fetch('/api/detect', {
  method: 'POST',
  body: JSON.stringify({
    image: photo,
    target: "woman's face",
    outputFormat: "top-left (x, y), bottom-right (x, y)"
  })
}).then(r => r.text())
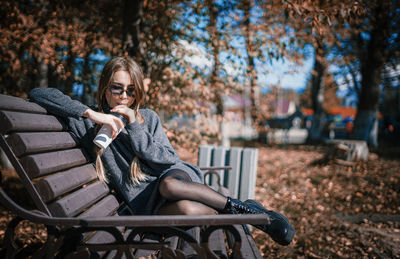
top-left (105, 70), bottom-right (135, 108)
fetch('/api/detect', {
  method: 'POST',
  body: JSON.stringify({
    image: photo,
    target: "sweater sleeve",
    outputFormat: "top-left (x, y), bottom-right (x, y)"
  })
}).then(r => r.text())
top-left (28, 88), bottom-right (96, 152)
top-left (125, 109), bottom-right (180, 166)
top-left (29, 88), bottom-right (89, 119)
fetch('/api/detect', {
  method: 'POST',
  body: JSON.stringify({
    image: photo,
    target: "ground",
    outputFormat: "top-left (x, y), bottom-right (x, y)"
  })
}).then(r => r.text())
top-left (182, 143), bottom-right (400, 258)
top-left (1, 144), bottom-right (399, 258)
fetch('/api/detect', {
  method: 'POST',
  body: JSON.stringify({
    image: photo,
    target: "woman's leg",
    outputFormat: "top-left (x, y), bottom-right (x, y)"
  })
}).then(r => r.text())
top-left (158, 169), bottom-right (295, 246)
top-left (158, 200), bottom-right (218, 215)
top-left (157, 170), bottom-right (227, 214)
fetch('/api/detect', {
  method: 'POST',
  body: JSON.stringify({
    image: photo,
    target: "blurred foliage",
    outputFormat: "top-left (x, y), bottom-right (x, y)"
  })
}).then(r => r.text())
top-left (1, 0), bottom-right (399, 147)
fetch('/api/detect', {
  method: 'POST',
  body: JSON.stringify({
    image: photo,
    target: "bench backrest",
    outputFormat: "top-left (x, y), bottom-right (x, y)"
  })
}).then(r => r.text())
top-left (0, 94), bottom-right (119, 218)
top-left (198, 145), bottom-right (258, 201)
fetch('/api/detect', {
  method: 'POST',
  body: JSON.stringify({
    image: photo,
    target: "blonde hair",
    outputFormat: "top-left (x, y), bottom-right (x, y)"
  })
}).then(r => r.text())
top-left (95, 56), bottom-right (148, 185)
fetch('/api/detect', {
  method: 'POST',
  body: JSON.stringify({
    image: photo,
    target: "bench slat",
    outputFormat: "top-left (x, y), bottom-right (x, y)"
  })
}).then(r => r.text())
top-left (79, 195), bottom-right (120, 218)
top-left (34, 164), bottom-right (97, 202)
top-left (227, 147), bottom-right (243, 199)
top-left (20, 148), bottom-right (88, 179)
top-left (198, 145), bottom-right (213, 184)
top-left (82, 215), bottom-right (125, 258)
top-left (122, 228), bottom-right (179, 258)
top-left (239, 148), bottom-right (258, 200)
top-left (180, 226), bottom-right (201, 256)
top-left (82, 205), bottom-right (122, 258)
top-left (0, 94), bottom-right (47, 114)
top-left (48, 181), bottom-right (109, 217)
top-left (210, 146), bottom-right (228, 188)
top-left (232, 225), bottom-right (262, 259)
top-left (133, 237), bottom-right (162, 258)
top-left (0, 110), bottom-right (64, 134)
top-left (208, 229), bottom-right (228, 258)
top-left (7, 132), bottom-right (77, 157)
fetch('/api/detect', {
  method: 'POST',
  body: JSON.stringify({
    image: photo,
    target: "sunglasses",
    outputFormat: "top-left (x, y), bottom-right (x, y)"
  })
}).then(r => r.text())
top-left (108, 85), bottom-right (135, 97)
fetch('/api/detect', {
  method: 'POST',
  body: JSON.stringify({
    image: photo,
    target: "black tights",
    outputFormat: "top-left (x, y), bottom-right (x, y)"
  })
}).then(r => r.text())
top-left (157, 170), bottom-right (228, 215)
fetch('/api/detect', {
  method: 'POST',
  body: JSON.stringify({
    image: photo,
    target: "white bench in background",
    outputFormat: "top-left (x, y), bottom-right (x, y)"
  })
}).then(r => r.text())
top-left (198, 145), bottom-right (259, 201)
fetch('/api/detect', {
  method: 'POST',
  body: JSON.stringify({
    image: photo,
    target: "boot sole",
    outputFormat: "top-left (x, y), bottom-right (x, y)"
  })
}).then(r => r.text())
top-left (245, 199), bottom-right (295, 246)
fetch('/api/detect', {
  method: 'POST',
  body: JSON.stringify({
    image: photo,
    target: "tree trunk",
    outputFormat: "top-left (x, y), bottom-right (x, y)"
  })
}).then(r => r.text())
top-left (64, 40), bottom-right (75, 95)
top-left (308, 43), bottom-right (326, 141)
top-left (122, 0), bottom-right (148, 75)
top-left (352, 2), bottom-right (389, 147)
top-left (81, 53), bottom-right (96, 107)
top-left (37, 61), bottom-right (48, 88)
top-left (206, 0), bottom-right (226, 145)
top-left (36, 2), bottom-right (49, 89)
top-left (206, 0), bottom-right (222, 113)
top-left (242, 0), bottom-right (259, 128)
top-left (353, 110), bottom-right (379, 147)
top-left (352, 46), bottom-right (381, 147)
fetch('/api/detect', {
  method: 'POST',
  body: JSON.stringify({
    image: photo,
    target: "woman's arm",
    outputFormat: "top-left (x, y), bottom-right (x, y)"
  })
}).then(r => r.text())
top-left (29, 88), bottom-right (124, 135)
top-left (83, 109), bottom-right (125, 138)
top-left (124, 109), bottom-right (180, 165)
top-left (29, 88), bottom-right (90, 119)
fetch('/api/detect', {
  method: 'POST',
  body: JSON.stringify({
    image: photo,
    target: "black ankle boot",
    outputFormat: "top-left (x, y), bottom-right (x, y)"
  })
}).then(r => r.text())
top-left (222, 197), bottom-right (295, 246)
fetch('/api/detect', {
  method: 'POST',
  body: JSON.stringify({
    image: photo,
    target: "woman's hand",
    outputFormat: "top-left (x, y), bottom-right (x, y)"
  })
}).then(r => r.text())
top-left (83, 109), bottom-right (125, 137)
top-left (111, 105), bottom-right (137, 124)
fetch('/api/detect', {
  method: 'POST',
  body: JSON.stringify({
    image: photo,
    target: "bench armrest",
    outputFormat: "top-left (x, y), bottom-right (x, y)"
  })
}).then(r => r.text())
top-left (0, 188), bottom-right (269, 228)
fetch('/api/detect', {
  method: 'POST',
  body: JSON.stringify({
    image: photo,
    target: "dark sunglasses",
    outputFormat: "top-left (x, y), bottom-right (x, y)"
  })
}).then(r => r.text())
top-left (108, 85), bottom-right (135, 97)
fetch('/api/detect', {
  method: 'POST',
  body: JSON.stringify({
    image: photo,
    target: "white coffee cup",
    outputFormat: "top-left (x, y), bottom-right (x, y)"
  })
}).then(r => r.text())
top-left (93, 113), bottom-right (126, 149)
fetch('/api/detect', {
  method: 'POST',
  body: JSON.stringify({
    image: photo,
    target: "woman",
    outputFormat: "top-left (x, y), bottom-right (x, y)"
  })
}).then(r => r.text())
top-left (29, 56), bottom-right (294, 246)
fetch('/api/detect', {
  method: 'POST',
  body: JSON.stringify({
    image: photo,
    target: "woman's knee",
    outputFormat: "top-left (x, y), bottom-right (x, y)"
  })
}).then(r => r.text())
top-left (159, 176), bottom-right (182, 199)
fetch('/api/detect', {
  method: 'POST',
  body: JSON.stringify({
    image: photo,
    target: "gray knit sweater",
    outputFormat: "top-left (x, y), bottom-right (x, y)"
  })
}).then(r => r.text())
top-left (29, 88), bottom-right (203, 215)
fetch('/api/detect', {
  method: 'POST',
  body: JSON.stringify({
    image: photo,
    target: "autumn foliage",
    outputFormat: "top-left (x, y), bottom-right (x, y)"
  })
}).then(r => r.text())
top-left (2, 0), bottom-right (399, 147)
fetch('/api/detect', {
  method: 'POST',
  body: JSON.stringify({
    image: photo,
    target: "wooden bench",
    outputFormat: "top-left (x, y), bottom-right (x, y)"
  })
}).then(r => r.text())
top-left (198, 145), bottom-right (258, 201)
top-left (0, 94), bottom-right (267, 259)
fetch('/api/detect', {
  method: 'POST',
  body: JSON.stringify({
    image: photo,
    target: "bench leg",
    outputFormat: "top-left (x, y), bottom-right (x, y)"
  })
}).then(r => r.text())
top-left (1, 216), bottom-right (63, 259)
top-left (2, 216), bottom-right (25, 258)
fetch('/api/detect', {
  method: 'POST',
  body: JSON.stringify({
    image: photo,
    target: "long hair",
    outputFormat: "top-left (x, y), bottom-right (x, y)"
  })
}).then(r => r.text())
top-left (95, 56), bottom-right (147, 185)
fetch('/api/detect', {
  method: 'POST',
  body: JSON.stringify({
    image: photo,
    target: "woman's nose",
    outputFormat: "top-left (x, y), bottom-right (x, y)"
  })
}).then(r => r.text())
top-left (120, 90), bottom-right (128, 98)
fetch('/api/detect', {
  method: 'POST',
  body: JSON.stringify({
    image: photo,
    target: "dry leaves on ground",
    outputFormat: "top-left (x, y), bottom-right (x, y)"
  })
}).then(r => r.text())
top-left (1, 144), bottom-right (399, 258)
top-left (250, 144), bottom-right (400, 258)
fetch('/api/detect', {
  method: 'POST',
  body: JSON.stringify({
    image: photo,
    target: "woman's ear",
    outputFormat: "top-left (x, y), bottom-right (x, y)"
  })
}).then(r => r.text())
top-left (143, 78), bottom-right (151, 93)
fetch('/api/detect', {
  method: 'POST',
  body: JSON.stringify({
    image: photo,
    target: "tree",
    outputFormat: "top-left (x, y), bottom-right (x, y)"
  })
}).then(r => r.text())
top-left (307, 39), bottom-right (328, 141)
top-left (122, 0), bottom-right (149, 74)
top-left (279, 0), bottom-right (355, 141)
top-left (241, 0), bottom-right (259, 126)
top-left (0, 0), bottom-right (120, 96)
top-left (349, 0), bottom-right (400, 147)
top-left (283, 0), bottom-right (399, 146)
top-left (205, 0), bottom-right (228, 144)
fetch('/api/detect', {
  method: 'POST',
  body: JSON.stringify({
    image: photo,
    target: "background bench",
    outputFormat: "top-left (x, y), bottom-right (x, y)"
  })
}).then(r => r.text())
top-left (198, 145), bottom-right (258, 201)
top-left (0, 94), bottom-right (267, 259)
